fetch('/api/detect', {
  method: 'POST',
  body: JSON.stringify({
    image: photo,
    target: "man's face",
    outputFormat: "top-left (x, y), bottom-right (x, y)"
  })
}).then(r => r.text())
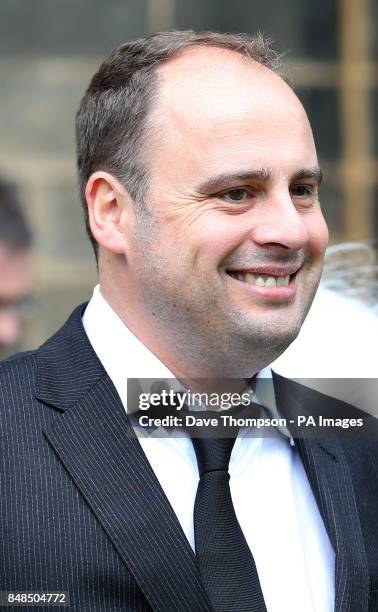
top-left (0, 244), bottom-right (33, 359)
top-left (123, 48), bottom-right (329, 375)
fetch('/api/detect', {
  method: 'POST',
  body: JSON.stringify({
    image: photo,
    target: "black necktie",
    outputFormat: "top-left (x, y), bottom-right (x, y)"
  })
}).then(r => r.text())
top-left (192, 434), bottom-right (267, 612)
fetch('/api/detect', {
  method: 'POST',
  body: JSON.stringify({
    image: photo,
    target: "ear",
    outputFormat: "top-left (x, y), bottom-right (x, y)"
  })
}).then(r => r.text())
top-left (85, 171), bottom-right (132, 254)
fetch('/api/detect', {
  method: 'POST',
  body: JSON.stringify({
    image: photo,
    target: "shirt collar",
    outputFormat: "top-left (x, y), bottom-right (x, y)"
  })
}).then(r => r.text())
top-left (82, 285), bottom-right (175, 410)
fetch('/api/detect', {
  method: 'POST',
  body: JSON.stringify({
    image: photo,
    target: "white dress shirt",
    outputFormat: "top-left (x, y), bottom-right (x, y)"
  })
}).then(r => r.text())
top-left (82, 285), bottom-right (335, 612)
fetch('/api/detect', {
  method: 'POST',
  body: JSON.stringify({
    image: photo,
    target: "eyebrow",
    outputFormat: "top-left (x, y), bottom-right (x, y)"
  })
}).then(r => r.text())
top-left (196, 166), bottom-right (323, 193)
top-left (292, 167), bottom-right (323, 185)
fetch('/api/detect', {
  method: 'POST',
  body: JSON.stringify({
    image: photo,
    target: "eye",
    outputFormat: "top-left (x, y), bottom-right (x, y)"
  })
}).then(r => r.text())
top-left (290, 184), bottom-right (316, 197)
top-left (220, 188), bottom-right (250, 202)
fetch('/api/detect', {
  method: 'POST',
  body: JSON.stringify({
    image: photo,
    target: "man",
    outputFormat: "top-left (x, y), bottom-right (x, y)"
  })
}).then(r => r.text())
top-left (1, 31), bottom-right (376, 612)
top-left (0, 176), bottom-right (33, 360)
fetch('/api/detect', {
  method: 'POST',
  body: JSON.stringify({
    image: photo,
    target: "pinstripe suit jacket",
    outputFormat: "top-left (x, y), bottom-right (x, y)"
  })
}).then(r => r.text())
top-left (1, 303), bottom-right (377, 612)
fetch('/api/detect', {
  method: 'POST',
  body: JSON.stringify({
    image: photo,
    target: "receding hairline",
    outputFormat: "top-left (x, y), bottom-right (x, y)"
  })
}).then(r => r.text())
top-left (146, 43), bottom-right (285, 109)
top-left (157, 42), bottom-right (282, 74)
top-left (142, 44), bottom-right (300, 160)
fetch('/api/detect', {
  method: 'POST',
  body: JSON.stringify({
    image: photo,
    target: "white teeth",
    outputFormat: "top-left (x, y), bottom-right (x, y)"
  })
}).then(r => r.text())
top-left (231, 272), bottom-right (291, 287)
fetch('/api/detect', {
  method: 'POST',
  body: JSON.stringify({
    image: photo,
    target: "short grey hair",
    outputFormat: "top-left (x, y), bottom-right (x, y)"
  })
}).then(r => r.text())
top-left (75, 30), bottom-right (283, 257)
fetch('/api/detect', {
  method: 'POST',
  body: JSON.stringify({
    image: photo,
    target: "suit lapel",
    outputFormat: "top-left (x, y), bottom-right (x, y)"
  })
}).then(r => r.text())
top-left (37, 305), bottom-right (212, 612)
top-left (273, 372), bottom-right (370, 612)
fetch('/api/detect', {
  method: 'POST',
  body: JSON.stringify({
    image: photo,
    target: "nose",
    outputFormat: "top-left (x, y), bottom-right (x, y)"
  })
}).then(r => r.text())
top-left (0, 308), bottom-right (21, 347)
top-left (249, 190), bottom-right (309, 252)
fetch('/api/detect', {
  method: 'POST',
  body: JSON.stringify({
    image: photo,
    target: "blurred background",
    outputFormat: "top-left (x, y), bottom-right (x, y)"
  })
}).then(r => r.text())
top-left (0, 0), bottom-right (376, 357)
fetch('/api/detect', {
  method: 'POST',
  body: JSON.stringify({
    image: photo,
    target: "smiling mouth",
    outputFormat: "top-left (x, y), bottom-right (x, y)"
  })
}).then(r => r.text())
top-left (227, 271), bottom-right (294, 287)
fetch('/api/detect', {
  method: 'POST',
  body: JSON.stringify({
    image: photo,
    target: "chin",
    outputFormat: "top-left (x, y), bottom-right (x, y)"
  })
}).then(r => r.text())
top-left (233, 311), bottom-right (304, 361)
